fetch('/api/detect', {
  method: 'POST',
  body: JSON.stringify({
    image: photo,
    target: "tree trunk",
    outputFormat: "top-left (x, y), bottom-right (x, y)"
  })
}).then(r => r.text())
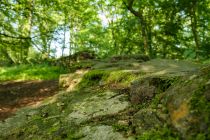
top-left (123, 0), bottom-right (152, 57)
top-left (62, 13), bottom-right (67, 58)
top-left (190, 2), bottom-right (200, 58)
top-left (111, 21), bottom-right (118, 55)
top-left (22, 0), bottom-right (34, 62)
top-left (139, 18), bottom-right (149, 54)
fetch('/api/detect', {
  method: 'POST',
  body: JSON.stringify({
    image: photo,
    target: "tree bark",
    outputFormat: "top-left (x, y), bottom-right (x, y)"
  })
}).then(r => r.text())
top-left (189, 2), bottom-right (200, 58)
top-left (22, 0), bottom-right (34, 62)
top-left (123, 0), bottom-right (152, 56)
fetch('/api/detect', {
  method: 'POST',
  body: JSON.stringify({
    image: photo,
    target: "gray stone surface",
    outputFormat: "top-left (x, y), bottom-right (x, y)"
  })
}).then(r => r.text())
top-left (77, 125), bottom-right (130, 140)
top-left (67, 91), bottom-right (129, 124)
top-left (133, 109), bottom-right (163, 134)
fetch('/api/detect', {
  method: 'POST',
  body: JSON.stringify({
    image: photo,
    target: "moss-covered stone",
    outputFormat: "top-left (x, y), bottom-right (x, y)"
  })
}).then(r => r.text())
top-left (77, 70), bottom-right (109, 89)
top-left (166, 74), bottom-right (210, 139)
top-left (110, 54), bottom-right (150, 62)
top-left (76, 125), bottom-right (130, 140)
top-left (106, 70), bottom-right (141, 88)
top-left (0, 58), bottom-right (207, 140)
top-left (67, 91), bottom-right (130, 125)
top-left (130, 77), bottom-right (176, 104)
top-left (133, 109), bottom-right (163, 134)
top-left (136, 125), bottom-right (180, 140)
top-left (190, 85), bottom-right (210, 139)
top-left (59, 69), bottom-right (89, 91)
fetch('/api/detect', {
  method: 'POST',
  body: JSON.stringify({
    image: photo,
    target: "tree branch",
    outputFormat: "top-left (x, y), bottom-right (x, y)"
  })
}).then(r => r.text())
top-left (0, 33), bottom-right (30, 40)
top-left (122, 0), bottom-right (142, 18)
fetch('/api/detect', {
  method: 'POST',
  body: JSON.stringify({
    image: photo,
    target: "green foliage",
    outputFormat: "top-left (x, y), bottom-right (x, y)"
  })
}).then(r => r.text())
top-left (0, 64), bottom-right (66, 81)
top-left (1, 0), bottom-right (210, 62)
top-left (184, 49), bottom-right (197, 59)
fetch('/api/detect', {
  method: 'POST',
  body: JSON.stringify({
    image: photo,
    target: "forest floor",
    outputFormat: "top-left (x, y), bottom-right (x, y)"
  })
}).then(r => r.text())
top-left (0, 80), bottom-right (59, 120)
top-left (1, 58), bottom-right (209, 139)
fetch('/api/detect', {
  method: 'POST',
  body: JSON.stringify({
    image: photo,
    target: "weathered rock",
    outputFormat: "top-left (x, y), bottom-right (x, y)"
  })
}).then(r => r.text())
top-left (110, 54), bottom-right (149, 63)
top-left (130, 78), bottom-right (155, 104)
top-left (58, 50), bottom-right (96, 63)
top-left (130, 77), bottom-right (158, 104)
top-left (67, 91), bottom-right (129, 124)
top-left (166, 75), bottom-right (210, 139)
top-left (132, 109), bottom-right (163, 134)
top-left (59, 69), bottom-right (89, 91)
top-left (204, 80), bottom-right (210, 101)
top-left (130, 85), bottom-right (156, 104)
top-left (130, 76), bottom-right (177, 104)
top-left (76, 125), bottom-right (132, 140)
top-left (0, 59), bottom-right (206, 139)
top-left (74, 50), bottom-right (96, 61)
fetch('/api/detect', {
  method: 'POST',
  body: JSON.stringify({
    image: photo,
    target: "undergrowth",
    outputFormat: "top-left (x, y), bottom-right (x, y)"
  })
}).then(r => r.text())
top-left (0, 64), bottom-right (67, 81)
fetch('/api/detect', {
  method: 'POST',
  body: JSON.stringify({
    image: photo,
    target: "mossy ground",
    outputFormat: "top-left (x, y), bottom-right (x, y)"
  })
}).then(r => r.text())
top-left (0, 58), bottom-right (208, 140)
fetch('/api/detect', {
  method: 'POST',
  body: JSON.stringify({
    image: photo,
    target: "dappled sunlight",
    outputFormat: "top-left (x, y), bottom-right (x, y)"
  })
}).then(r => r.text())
top-left (135, 59), bottom-right (201, 75)
top-left (0, 58), bottom-right (209, 139)
top-left (0, 68), bottom-right (6, 73)
top-left (59, 69), bottom-right (89, 92)
top-left (0, 0), bottom-right (209, 138)
top-left (75, 69), bottom-right (89, 74)
top-left (68, 91), bottom-right (129, 124)
top-left (139, 65), bottom-right (156, 72)
top-left (131, 62), bottom-right (140, 67)
top-left (0, 80), bottom-right (59, 120)
top-left (153, 70), bottom-right (168, 75)
top-left (0, 64), bottom-right (66, 82)
top-left (168, 64), bottom-right (179, 68)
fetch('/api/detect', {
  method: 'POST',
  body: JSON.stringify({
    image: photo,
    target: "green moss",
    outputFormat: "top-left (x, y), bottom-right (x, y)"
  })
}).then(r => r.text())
top-left (137, 125), bottom-right (180, 140)
top-left (69, 61), bottom-right (94, 72)
top-left (0, 96), bottom-right (81, 140)
top-left (106, 71), bottom-right (140, 86)
top-left (77, 70), bottom-right (110, 89)
top-left (151, 77), bottom-right (179, 92)
top-left (112, 124), bottom-right (129, 132)
top-left (150, 93), bottom-right (163, 108)
top-left (190, 85), bottom-right (210, 139)
top-left (195, 133), bottom-right (207, 140)
top-left (109, 54), bottom-right (149, 61)
top-left (190, 86), bottom-right (208, 113)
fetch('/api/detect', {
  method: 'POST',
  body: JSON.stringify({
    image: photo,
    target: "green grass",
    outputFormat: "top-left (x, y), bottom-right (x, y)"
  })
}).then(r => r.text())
top-left (0, 64), bottom-right (67, 82)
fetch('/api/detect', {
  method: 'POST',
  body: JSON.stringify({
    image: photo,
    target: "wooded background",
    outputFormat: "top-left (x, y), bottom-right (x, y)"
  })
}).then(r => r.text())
top-left (0, 0), bottom-right (210, 64)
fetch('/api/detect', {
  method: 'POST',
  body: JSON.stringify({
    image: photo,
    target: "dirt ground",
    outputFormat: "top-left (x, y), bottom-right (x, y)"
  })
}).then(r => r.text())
top-left (0, 80), bottom-right (59, 121)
